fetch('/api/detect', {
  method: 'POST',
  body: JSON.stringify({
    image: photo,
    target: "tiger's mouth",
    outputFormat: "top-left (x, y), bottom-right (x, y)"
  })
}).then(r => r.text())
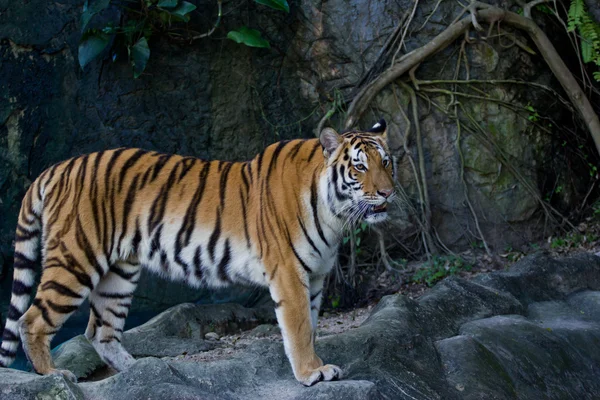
top-left (364, 203), bottom-right (387, 219)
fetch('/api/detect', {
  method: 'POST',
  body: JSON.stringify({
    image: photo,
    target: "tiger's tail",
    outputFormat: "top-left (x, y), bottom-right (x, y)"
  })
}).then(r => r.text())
top-left (0, 180), bottom-right (43, 368)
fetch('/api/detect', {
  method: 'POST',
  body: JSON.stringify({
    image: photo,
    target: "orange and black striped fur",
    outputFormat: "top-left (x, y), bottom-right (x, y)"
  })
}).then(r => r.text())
top-left (0, 120), bottom-right (395, 386)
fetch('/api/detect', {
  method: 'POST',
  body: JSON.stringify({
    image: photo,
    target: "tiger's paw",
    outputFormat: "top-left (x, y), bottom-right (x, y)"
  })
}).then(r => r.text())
top-left (48, 368), bottom-right (77, 383)
top-left (298, 364), bottom-right (343, 386)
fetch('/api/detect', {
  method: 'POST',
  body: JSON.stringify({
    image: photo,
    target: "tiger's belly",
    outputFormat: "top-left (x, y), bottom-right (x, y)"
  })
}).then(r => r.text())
top-left (133, 222), bottom-right (268, 289)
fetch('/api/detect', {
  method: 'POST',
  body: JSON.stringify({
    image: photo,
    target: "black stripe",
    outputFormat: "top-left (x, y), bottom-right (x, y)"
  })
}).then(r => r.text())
top-left (90, 151), bottom-right (105, 242)
top-left (99, 292), bottom-right (132, 299)
top-left (266, 141), bottom-right (290, 181)
top-left (178, 157), bottom-right (197, 182)
top-left (239, 188), bottom-right (251, 249)
top-left (7, 305), bottom-right (21, 320)
top-left (208, 209), bottom-right (221, 263)
top-left (90, 303), bottom-right (102, 320)
top-left (100, 335), bottom-right (121, 343)
top-left (246, 161), bottom-right (253, 184)
top-left (46, 255), bottom-right (94, 291)
top-left (310, 178), bottom-right (329, 246)
top-left (310, 290), bottom-right (322, 302)
top-left (107, 307), bottom-right (127, 319)
top-left (270, 263), bottom-right (279, 280)
top-left (240, 164), bottom-right (250, 194)
top-left (193, 246), bottom-right (203, 281)
top-left (32, 299), bottom-right (55, 327)
top-left (12, 280), bottom-right (33, 296)
top-left (290, 243), bottom-right (313, 274)
top-left (149, 224), bottom-right (163, 259)
top-left (332, 165), bottom-right (349, 201)
top-left (76, 217), bottom-right (106, 277)
top-left (288, 140), bottom-right (305, 161)
top-left (0, 348), bottom-right (16, 358)
top-left (151, 154), bottom-right (172, 181)
top-left (297, 215), bottom-right (322, 257)
top-left (178, 161), bottom-right (211, 247)
top-left (118, 175), bottom-right (140, 255)
top-left (217, 239), bottom-right (232, 283)
top-left (307, 141), bottom-right (321, 162)
top-left (132, 218), bottom-right (142, 253)
top-left (160, 251), bottom-right (169, 274)
top-left (109, 264), bottom-right (139, 281)
top-left (15, 226), bottom-right (40, 242)
top-left (148, 161), bottom-right (180, 233)
top-left (13, 251), bottom-right (36, 270)
top-left (2, 328), bottom-right (18, 342)
top-left (41, 280), bottom-right (82, 298)
top-left (104, 149), bottom-right (127, 193)
top-left (46, 299), bottom-right (79, 314)
top-left (256, 150), bottom-right (265, 178)
top-left (219, 162), bottom-right (233, 205)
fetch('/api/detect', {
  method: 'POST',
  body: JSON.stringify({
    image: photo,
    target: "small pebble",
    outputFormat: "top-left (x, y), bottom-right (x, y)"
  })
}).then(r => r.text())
top-left (205, 332), bottom-right (220, 341)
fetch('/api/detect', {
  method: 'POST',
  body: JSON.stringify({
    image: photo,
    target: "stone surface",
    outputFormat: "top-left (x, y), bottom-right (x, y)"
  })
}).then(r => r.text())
top-left (4, 253), bottom-right (600, 399)
top-left (0, 368), bottom-right (83, 400)
top-left (49, 302), bottom-right (277, 379)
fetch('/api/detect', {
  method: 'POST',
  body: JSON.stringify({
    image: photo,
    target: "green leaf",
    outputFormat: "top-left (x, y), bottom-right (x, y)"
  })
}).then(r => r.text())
top-left (254, 0), bottom-right (289, 13)
top-left (81, 0), bottom-right (111, 33)
top-left (78, 30), bottom-right (110, 68)
top-left (169, 1), bottom-right (197, 21)
top-left (130, 37), bottom-right (150, 78)
top-left (227, 27), bottom-right (270, 48)
top-left (581, 38), bottom-right (593, 63)
top-left (157, 0), bottom-right (178, 7)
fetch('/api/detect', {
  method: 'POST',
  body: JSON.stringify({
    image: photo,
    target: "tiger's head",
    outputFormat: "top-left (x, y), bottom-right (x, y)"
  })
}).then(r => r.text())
top-left (320, 119), bottom-right (396, 225)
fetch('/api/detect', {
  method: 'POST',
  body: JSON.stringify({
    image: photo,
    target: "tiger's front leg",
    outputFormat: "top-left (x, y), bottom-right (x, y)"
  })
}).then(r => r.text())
top-left (269, 267), bottom-right (342, 386)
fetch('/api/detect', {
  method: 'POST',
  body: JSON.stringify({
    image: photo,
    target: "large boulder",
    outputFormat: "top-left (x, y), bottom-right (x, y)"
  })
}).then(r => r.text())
top-left (4, 252), bottom-right (600, 399)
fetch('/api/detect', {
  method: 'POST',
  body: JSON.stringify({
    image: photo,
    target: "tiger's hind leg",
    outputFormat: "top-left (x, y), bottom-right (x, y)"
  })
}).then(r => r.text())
top-left (85, 262), bottom-right (140, 371)
top-left (19, 259), bottom-right (93, 382)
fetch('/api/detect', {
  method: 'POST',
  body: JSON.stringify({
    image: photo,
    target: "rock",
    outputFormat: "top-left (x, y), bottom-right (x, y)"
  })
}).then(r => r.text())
top-left (122, 302), bottom-right (276, 357)
top-left (204, 332), bottom-right (220, 341)
top-left (7, 250), bottom-right (600, 399)
top-left (0, 368), bottom-right (83, 400)
top-left (248, 324), bottom-right (281, 338)
top-left (49, 302), bottom-right (277, 374)
top-left (52, 335), bottom-right (103, 380)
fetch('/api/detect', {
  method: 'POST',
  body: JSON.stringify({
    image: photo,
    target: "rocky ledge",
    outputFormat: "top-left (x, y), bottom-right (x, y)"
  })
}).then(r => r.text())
top-left (2, 252), bottom-right (600, 399)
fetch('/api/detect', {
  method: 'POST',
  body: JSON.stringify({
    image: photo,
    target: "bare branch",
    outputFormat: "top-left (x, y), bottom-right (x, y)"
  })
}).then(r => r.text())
top-left (523, 0), bottom-right (552, 19)
top-left (343, 7), bottom-right (600, 159)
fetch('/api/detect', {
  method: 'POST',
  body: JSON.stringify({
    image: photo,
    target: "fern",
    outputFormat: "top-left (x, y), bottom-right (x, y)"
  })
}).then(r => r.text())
top-left (567, 0), bottom-right (600, 82)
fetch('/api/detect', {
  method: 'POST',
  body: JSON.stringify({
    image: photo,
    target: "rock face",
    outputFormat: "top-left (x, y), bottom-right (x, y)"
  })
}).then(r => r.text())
top-left (0, 0), bottom-right (588, 314)
top-left (3, 252), bottom-right (600, 399)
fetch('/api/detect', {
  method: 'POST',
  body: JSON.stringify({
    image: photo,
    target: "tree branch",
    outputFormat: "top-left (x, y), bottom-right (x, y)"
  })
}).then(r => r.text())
top-left (343, 6), bottom-right (600, 158)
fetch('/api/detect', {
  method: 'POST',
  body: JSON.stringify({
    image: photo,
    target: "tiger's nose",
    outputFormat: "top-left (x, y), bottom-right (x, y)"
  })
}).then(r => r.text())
top-left (377, 189), bottom-right (394, 199)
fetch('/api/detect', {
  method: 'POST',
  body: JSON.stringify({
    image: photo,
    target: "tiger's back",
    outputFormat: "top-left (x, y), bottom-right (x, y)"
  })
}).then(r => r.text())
top-left (0, 120), bottom-right (395, 386)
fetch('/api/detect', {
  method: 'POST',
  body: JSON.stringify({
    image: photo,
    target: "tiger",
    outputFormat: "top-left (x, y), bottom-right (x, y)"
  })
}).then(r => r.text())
top-left (0, 119), bottom-right (395, 386)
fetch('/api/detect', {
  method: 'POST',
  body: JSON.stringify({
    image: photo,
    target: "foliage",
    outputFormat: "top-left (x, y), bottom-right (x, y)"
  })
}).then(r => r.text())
top-left (550, 231), bottom-right (599, 250)
top-left (567, 0), bottom-right (600, 81)
top-left (79, 0), bottom-right (289, 77)
top-left (342, 222), bottom-right (369, 256)
top-left (412, 256), bottom-right (472, 287)
top-left (227, 27), bottom-right (270, 49)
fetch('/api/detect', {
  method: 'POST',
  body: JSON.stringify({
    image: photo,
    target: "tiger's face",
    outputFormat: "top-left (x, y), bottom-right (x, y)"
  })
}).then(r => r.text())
top-left (320, 119), bottom-right (396, 225)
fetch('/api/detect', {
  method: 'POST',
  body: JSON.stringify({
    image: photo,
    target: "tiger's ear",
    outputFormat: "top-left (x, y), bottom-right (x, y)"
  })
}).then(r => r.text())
top-left (319, 127), bottom-right (342, 157)
top-left (367, 118), bottom-right (387, 139)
